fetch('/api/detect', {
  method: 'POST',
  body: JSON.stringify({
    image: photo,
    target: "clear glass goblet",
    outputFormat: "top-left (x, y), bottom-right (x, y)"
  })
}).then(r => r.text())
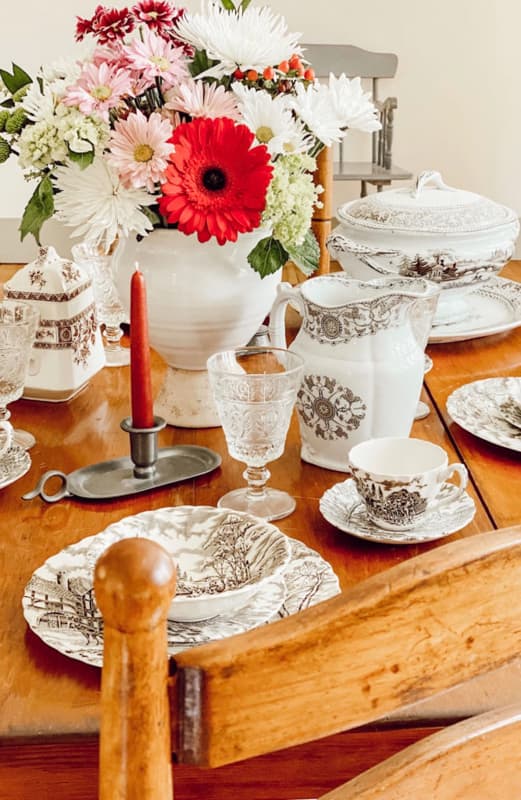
top-left (72, 242), bottom-right (130, 367)
top-left (0, 300), bottom-right (40, 450)
top-left (207, 347), bottom-right (304, 521)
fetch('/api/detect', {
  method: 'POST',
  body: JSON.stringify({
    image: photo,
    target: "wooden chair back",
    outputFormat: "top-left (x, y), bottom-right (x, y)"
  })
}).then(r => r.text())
top-left (95, 525), bottom-right (521, 798)
top-left (303, 43), bottom-right (413, 196)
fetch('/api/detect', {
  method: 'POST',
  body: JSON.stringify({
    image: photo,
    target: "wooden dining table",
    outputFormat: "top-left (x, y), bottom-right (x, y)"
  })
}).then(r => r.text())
top-left (0, 261), bottom-right (520, 800)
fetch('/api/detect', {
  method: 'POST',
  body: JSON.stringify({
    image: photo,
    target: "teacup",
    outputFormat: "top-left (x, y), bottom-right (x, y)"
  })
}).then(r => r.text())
top-left (0, 420), bottom-right (13, 459)
top-left (348, 437), bottom-right (468, 531)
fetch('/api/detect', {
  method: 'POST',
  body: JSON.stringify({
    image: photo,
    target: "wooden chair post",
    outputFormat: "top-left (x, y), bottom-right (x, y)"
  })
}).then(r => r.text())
top-left (95, 538), bottom-right (177, 800)
top-left (312, 145), bottom-right (333, 274)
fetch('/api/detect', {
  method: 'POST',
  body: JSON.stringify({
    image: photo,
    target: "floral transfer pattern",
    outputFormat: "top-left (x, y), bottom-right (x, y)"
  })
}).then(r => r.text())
top-left (340, 196), bottom-right (516, 234)
top-left (303, 292), bottom-right (405, 345)
top-left (297, 375), bottom-right (366, 440)
top-left (35, 303), bottom-right (98, 367)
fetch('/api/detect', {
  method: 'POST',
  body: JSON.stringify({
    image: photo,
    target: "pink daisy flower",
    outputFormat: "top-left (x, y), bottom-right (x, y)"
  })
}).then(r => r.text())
top-left (165, 80), bottom-right (240, 120)
top-left (63, 62), bottom-right (133, 121)
top-left (123, 27), bottom-right (188, 89)
top-left (108, 110), bottom-right (174, 192)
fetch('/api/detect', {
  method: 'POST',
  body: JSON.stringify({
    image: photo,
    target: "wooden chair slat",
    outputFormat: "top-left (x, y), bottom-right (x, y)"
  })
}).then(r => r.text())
top-left (170, 527), bottom-right (521, 767)
top-left (322, 704), bottom-right (521, 799)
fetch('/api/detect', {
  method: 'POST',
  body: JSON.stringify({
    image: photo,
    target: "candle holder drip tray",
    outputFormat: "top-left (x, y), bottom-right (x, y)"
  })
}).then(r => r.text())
top-left (23, 417), bottom-right (221, 503)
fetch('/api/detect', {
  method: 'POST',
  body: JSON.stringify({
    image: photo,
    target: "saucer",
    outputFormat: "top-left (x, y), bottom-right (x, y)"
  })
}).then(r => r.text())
top-left (447, 377), bottom-right (521, 453)
top-left (428, 277), bottom-right (521, 343)
top-left (0, 444), bottom-right (31, 490)
top-left (22, 535), bottom-right (340, 668)
top-left (319, 478), bottom-right (476, 545)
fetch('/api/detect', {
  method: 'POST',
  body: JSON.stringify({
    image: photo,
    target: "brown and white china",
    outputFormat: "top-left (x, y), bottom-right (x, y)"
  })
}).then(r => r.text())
top-left (348, 437), bottom-right (468, 531)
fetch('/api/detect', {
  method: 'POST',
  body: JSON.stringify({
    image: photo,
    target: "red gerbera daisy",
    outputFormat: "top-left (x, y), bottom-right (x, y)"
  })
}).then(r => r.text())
top-left (159, 117), bottom-right (273, 245)
top-left (76, 6), bottom-right (135, 44)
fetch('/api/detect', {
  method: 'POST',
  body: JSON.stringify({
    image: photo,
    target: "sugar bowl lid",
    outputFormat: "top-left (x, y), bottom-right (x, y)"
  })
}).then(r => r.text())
top-left (5, 246), bottom-right (89, 298)
top-left (337, 170), bottom-right (518, 235)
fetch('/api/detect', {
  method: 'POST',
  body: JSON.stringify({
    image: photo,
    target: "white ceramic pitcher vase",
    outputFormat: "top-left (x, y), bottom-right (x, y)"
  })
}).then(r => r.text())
top-left (269, 274), bottom-right (439, 471)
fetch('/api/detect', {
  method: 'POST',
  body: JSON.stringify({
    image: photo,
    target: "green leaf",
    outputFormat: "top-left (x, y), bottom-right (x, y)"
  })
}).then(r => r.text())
top-left (0, 63), bottom-right (32, 95)
top-left (189, 49), bottom-right (218, 78)
top-left (141, 205), bottom-right (162, 227)
top-left (67, 143), bottom-right (94, 169)
top-left (286, 229), bottom-right (320, 277)
top-left (247, 236), bottom-right (288, 278)
top-left (19, 176), bottom-right (54, 244)
top-left (219, 0), bottom-right (237, 9)
top-left (240, 0), bottom-right (252, 9)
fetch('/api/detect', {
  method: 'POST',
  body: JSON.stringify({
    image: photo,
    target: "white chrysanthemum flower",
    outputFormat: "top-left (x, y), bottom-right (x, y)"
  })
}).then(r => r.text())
top-left (22, 81), bottom-right (57, 123)
top-left (232, 83), bottom-right (311, 156)
top-left (327, 74), bottom-right (381, 132)
top-left (53, 157), bottom-right (154, 249)
top-left (289, 81), bottom-right (347, 147)
top-left (175, 1), bottom-right (303, 78)
top-left (165, 79), bottom-right (240, 119)
top-left (17, 120), bottom-right (67, 170)
top-left (41, 58), bottom-right (82, 94)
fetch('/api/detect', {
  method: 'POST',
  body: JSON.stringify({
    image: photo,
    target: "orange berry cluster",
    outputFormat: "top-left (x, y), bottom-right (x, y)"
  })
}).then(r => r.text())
top-left (232, 54), bottom-right (315, 85)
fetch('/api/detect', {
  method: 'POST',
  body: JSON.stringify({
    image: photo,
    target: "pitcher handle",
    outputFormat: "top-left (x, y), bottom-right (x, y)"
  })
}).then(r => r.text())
top-left (268, 282), bottom-right (303, 348)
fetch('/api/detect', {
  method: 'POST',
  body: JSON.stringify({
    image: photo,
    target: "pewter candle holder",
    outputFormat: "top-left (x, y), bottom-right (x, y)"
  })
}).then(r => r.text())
top-left (120, 415), bottom-right (166, 479)
top-left (23, 417), bottom-right (221, 503)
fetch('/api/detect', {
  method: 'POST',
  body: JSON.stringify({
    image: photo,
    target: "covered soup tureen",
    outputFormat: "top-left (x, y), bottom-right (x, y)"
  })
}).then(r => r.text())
top-left (327, 171), bottom-right (519, 325)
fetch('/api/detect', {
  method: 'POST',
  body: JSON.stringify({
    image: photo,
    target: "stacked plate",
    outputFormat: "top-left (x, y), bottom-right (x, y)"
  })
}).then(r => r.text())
top-left (22, 507), bottom-right (340, 668)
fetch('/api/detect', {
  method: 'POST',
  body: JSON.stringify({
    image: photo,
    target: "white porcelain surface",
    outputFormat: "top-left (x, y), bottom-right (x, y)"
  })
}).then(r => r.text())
top-left (320, 478), bottom-right (476, 544)
top-left (84, 506), bottom-right (291, 622)
top-left (22, 535), bottom-right (340, 668)
top-left (348, 437), bottom-right (467, 531)
top-left (0, 443), bottom-right (31, 489)
top-left (4, 246), bottom-right (105, 399)
top-left (269, 274), bottom-right (439, 471)
top-left (428, 277), bottom-right (521, 343)
top-left (328, 171), bottom-right (519, 326)
top-left (114, 229), bottom-right (281, 371)
top-left (447, 378), bottom-right (521, 453)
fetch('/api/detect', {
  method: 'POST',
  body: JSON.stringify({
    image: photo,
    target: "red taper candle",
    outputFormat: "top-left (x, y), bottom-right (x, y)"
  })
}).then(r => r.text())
top-left (130, 263), bottom-right (154, 429)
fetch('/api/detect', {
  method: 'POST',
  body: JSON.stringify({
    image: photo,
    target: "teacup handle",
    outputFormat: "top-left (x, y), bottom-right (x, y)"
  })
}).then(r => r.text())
top-left (0, 420), bottom-right (13, 458)
top-left (433, 463), bottom-right (468, 508)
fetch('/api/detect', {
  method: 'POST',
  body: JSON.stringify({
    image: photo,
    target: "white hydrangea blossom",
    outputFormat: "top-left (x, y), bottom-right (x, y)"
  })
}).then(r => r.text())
top-left (261, 154), bottom-right (321, 250)
top-left (55, 106), bottom-right (109, 155)
top-left (17, 119), bottom-right (67, 170)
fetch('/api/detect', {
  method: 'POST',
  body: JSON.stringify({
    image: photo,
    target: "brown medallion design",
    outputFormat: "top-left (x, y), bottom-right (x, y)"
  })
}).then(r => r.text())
top-left (29, 268), bottom-right (47, 290)
top-left (297, 375), bottom-right (366, 440)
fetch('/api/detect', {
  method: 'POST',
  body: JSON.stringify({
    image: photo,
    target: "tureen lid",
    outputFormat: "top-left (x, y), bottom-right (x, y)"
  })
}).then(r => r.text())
top-left (337, 171), bottom-right (518, 235)
top-left (5, 246), bottom-right (89, 299)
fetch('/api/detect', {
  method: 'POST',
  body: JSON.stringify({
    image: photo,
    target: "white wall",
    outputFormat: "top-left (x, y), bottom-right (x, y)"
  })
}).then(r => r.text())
top-left (1, 0), bottom-right (520, 259)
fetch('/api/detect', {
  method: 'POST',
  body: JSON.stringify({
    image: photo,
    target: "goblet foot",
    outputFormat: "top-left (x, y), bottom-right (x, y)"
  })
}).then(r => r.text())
top-left (217, 487), bottom-right (296, 522)
top-left (103, 326), bottom-right (130, 367)
top-left (104, 344), bottom-right (131, 367)
top-left (414, 400), bottom-right (431, 421)
top-left (14, 427), bottom-right (36, 450)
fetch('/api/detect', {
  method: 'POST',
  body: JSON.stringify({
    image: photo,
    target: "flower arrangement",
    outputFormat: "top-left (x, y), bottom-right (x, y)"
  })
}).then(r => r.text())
top-left (0, 0), bottom-right (380, 277)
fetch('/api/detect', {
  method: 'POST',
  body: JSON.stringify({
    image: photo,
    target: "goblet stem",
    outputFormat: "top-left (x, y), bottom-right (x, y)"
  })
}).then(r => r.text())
top-left (243, 465), bottom-right (270, 500)
top-left (103, 324), bottom-right (130, 367)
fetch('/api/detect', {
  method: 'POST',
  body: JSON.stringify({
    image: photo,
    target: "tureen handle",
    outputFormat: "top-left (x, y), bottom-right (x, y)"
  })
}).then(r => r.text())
top-left (413, 170), bottom-right (457, 198)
